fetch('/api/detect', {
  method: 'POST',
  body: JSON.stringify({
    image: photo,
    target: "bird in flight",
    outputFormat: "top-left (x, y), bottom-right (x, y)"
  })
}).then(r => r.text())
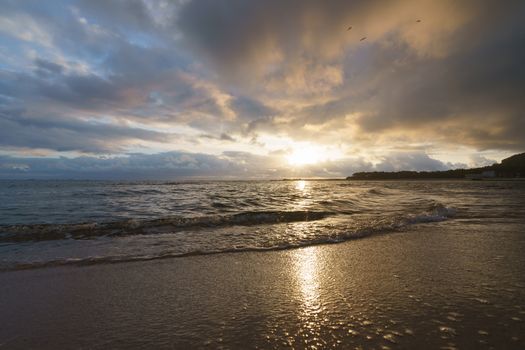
top-left (347, 26), bottom-right (352, 31)
top-left (416, 19), bottom-right (422, 23)
top-left (360, 37), bottom-right (367, 41)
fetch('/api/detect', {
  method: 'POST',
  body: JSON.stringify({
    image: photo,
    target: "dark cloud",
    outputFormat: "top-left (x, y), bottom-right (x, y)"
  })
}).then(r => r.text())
top-left (0, 88), bottom-right (179, 153)
top-left (199, 133), bottom-right (236, 142)
top-left (230, 96), bottom-right (276, 121)
top-left (350, 8), bottom-right (525, 150)
top-left (0, 108), bottom-right (174, 153)
top-left (177, 0), bottom-right (370, 74)
top-left (177, 0), bottom-right (525, 150)
top-left (34, 58), bottom-right (64, 76)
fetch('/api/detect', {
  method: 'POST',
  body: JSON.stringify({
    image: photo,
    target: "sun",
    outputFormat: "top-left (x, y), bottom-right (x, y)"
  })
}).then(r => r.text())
top-left (286, 144), bottom-right (325, 166)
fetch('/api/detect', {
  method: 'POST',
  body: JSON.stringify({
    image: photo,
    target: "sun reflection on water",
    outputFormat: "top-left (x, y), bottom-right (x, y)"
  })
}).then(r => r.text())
top-left (291, 180), bottom-right (313, 212)
top-left (295, 180), bottom-right (306, 191)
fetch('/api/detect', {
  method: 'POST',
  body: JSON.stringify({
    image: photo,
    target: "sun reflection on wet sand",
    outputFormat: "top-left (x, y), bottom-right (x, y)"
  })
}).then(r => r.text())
top-left (293, 247), bottom-right (325, 348)
top-left (296, 248), bottom-right (320, 311)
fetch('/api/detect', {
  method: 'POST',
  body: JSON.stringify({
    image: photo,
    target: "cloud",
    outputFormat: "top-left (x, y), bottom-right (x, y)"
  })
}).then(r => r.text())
top-left (0, 152), bottom-right (237, 180)
top-left (0, 150), bottom-right (454, 180)
top-left (176, 0), bottom-right (525, 150)
top-left (0, 0), bottom-right (523, 177)
top-left (229, 96), bottom-right (276, 122)
top-left (0, 107), bottom-right (176, 153)
top-left (373, 152), bottom-right (448, 172)
top-left (34, 58), bottom-right (64, 75)
top-left (176, 0), bottom-right (470, 76)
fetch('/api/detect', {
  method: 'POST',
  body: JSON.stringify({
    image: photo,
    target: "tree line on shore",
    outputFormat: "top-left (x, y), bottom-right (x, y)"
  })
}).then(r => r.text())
top-left (348, 152), bottom-right (525, 180)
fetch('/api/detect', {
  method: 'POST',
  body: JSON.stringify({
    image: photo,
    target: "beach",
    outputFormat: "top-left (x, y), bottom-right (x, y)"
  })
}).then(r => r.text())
top-left (2, 218), bottom-right (524, 349)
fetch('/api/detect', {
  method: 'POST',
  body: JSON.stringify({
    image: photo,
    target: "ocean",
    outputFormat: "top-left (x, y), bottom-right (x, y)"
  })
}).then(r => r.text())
top-left (1, 179), bottom-right (524, 271)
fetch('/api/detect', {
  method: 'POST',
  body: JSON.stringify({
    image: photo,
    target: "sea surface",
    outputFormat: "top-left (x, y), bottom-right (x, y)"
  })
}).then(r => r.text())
top-left (1, 179), bottom-right (524, 271)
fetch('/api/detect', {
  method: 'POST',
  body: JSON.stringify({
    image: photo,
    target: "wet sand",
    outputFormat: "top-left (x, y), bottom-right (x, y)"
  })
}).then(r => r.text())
top-left (1, 220), bottom-right (525, 349)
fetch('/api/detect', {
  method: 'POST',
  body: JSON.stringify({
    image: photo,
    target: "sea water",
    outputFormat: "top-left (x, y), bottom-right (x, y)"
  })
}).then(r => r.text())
top-left (1, 179), bottom-right (524, 270)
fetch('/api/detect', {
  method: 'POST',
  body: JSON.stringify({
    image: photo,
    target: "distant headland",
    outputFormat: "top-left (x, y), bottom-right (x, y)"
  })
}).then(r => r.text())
top-left (347, 152), bottom-right (525, 180)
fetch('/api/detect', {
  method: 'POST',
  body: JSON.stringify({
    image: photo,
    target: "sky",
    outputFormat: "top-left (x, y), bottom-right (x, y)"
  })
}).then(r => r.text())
top-left (0, 0), bottom-right (524, 179)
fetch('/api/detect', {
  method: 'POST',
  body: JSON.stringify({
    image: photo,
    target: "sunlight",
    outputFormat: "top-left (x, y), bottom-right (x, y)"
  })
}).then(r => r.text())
top-left (296, 248), bottom-right (320, 306)
top-left (295, 180), bottom-right (306, 191)
top-left (285, 142), bottom-right (346, 167)
top-left (286, 144), bottom-right (325, 166)
top-left (292, 246), bottom-right (323, 341)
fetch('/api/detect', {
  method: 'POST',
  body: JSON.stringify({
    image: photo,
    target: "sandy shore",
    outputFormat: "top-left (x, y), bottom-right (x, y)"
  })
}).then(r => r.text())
top-left (1, 220), bottom-right (524, 349)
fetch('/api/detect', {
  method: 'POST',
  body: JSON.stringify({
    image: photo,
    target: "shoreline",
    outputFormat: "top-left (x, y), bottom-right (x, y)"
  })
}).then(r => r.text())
top-left (2, 220), bottom-right (524, 349)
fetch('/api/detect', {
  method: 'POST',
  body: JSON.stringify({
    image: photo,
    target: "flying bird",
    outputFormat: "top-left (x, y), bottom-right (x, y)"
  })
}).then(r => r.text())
top-left (360, 37), bottom-right (367, 41)
top-left (347, 26), bottom-right (352, 31)
top-left (416, 19), bottom-right (422, 23)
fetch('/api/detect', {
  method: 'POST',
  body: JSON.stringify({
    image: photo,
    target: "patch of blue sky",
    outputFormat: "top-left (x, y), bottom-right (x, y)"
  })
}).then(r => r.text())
top-left (0, 42), bottom-right (29, 71)
top-left (126, 30), bottom-right (164, 49)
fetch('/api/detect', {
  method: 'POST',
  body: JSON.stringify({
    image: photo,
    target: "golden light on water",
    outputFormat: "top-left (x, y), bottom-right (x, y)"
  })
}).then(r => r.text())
top-left (295, 180), bottom-right (306, 191)
top-left (291, 181), bottom-right (313, 212)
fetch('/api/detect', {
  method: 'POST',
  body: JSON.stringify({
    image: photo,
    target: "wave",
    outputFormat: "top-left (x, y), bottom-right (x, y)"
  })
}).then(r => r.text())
top-left (0, 205), bottom-right (457, 271)
top-left (406, 203), bottom-right (457, 224)
top-left (0, 210), bottom-right (334, 243)
top-left (366, 187), bottom-right (389, 195)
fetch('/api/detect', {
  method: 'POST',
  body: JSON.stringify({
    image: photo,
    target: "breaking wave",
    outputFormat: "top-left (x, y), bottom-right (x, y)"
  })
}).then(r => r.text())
top-left (0, 204), bottom-right (457, 271)
top-left (0, 210), bottom-right (333, 243)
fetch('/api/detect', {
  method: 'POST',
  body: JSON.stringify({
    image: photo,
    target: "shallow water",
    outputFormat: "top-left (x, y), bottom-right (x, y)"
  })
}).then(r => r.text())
top-left (0, 179), bottom-right (524, 270)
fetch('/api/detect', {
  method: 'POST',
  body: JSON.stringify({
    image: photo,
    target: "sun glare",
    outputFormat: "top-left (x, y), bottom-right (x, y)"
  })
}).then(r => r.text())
top-left (286, 145), bottom-right (325, 166)
top-left (286, 143), bottom-right (346, 166)
top-left (295, 180), bottom-right (306, 191)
